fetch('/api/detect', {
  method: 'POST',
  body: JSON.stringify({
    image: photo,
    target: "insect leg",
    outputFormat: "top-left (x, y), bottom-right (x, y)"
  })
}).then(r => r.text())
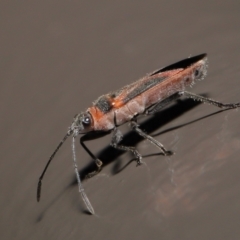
top-left (130, 120), bottom-right (173, 156)
top-left (110, 127), bottom-right (143, 165)
top-left (80, 131), bottom-right (110, 178)
top-left (179, 91), bottom-right (240, 108)
top-left (146, 90), bottom-right (240, 116)
top-left (72, 136), bottom-right (94, 214)
top-left (145, 93), bottom-right (181, 115)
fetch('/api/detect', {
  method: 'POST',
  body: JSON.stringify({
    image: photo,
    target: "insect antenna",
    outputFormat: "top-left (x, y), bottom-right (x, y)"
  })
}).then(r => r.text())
top-left (72, 135), bottom-right (95, 214)
top-left (37, 128), bottom-right (95, 214)
top-left (37, 131), bottom-right (72, 202)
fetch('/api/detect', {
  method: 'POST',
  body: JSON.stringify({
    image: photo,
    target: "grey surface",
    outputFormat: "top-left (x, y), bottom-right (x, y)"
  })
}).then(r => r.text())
top-left (1, 1), bottom-right (240, 240)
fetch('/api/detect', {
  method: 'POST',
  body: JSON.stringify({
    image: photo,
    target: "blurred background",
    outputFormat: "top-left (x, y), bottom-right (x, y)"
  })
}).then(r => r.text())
top-left (1, 1), bottom-right (240, 239)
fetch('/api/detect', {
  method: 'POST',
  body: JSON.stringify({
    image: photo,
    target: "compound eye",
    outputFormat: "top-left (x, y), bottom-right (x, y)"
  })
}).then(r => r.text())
top-left (82, 116), bottom-right (91, 126)
top-left (194, 69), bottom-right (200, 77)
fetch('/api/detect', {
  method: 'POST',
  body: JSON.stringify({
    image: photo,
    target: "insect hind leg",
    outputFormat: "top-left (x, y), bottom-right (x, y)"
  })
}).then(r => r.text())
top-left (179, 91), bottom-right (240, 108)
top-left (145, 92), bottom-right (182, 115)
top-left (146, 91), bottom-right (240, 116)
top-left (130, 120), bottom-right (173, 156)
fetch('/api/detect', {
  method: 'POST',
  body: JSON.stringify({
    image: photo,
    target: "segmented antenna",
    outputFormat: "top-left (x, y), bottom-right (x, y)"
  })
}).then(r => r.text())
top-left (72, 135), bottom-right (95, 214)
top-left (37, 131), bottom-right (71, 201)
top-left (37, 129), bottom-right (94, 214)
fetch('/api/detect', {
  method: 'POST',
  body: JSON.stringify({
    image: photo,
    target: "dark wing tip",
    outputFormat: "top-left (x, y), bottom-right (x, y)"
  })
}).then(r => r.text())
top-left (150, 53), bottom-right (207, 76)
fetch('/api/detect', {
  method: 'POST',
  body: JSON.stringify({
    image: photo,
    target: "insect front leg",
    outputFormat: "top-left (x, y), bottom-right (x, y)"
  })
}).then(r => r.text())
top-left (80, 131), bottom-right (110, 178)
top-left (110, 127), bottom-right (143, 165)
top-left (130, 120), bottom-right (173, 156)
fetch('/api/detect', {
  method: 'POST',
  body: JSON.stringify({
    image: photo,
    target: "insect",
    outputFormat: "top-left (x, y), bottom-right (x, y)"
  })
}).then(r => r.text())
top-left (37, 53), bottom-right (240, 214)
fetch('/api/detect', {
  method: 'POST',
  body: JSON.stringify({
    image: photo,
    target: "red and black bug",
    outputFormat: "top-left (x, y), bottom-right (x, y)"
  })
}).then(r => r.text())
top-left (37, 53), bottom-right (240, 214)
